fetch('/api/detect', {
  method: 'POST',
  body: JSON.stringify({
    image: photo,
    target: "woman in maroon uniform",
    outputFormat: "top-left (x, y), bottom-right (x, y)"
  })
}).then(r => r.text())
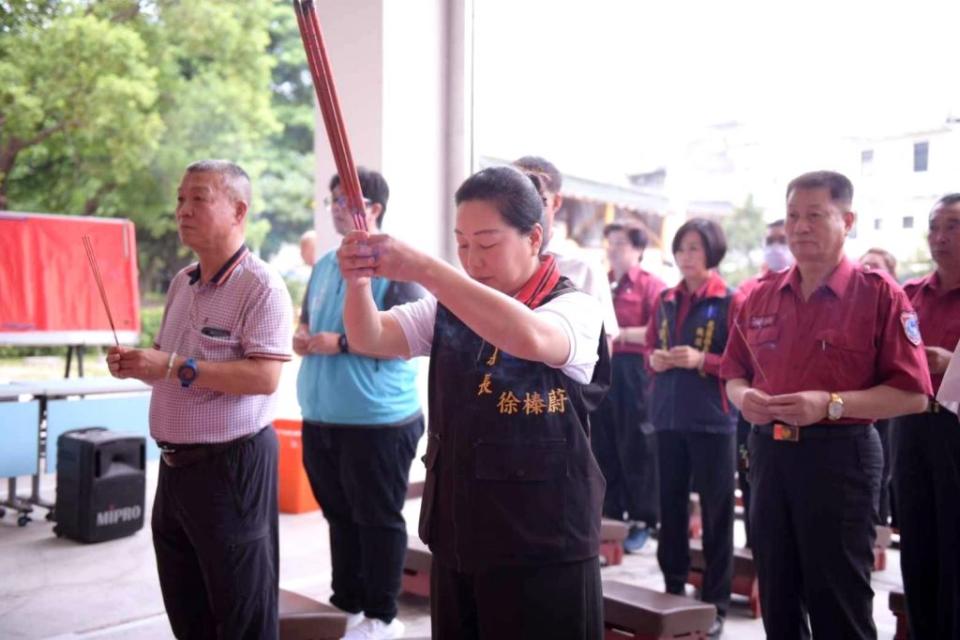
top-left (591, 223), bottom-right (666, 552)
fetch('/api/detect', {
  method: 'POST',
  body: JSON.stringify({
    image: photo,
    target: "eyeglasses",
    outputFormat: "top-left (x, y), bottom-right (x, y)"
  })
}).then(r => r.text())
top-left (323, 195), bottom-right (372, 211)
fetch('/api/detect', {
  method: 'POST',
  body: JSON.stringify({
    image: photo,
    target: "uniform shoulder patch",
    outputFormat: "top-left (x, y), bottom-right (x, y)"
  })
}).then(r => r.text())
top-left (900, 311), bottom-right (922, 346)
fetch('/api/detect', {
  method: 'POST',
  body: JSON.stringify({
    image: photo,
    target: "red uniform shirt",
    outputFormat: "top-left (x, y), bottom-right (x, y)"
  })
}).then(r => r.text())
top-left (736, 267), bottom-right (788, 300)
top-left (721, 257), bottom-right (932, 423)
top-left (904, 272), bottom-right (960, 394)
top-left (610, 265), bottom-right (666, 356)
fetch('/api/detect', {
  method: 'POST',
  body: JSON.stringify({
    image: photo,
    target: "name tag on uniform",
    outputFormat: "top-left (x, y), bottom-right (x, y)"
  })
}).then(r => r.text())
top-left (773, 422), bottom-right (799, 442)
top-left (749, 315), bottom-right (776, 329)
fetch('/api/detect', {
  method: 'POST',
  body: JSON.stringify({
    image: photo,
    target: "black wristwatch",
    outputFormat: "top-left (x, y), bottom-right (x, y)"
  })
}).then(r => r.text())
top-left (337, 333), bottom-right (349, 354)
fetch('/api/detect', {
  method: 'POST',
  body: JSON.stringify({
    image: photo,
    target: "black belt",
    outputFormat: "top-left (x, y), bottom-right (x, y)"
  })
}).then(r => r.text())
top-left (752, 422), bottom-right (872, 442)
top-left (158, 427), bottom-right (265, 468)
top-left (928, 400), bottom-right (942, 414)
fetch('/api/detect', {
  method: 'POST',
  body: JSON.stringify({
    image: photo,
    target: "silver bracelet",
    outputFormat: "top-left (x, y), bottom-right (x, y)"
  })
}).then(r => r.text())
top-left (165, 351), bottom-right (177, 379)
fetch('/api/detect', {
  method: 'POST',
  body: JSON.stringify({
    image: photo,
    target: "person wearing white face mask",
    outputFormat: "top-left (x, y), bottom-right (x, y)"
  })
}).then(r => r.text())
top-left (742, 220), bottom-right (793, 295)
top-left (762, 226), bottom-right (793, 272)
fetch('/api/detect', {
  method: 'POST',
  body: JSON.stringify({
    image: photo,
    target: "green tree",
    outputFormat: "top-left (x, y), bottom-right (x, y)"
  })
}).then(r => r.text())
top-left (719, 195), bottom-right (766, 287)
top-left (0, 6), bottom-right (162, 211)
top-left (258, 0), bottom-right (315, 259)
top-left (0, 0), bottom-right (287, 291)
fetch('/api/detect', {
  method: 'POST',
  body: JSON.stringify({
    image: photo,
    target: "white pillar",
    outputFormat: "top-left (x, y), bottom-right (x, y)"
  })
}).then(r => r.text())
top-left (311, 0), bottom-right (473, 264)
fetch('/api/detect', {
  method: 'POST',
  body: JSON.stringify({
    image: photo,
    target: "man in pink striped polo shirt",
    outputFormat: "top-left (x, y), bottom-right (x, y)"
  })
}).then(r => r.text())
top-left (107, 159), bottom-right (292, 639)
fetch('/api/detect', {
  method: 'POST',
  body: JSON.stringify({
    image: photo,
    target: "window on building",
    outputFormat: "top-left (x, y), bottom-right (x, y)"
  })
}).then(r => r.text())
top-left (874, 218), bottom-right (882, 230)
top-left (861, 149), bottom-right (874, 165)
top-left (903, 216), bottom-right (914, 229)
top-left (913, 141), bottom-right (929, 172)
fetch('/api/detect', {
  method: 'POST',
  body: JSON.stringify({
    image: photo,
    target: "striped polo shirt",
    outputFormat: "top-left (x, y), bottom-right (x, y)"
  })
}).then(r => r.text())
top-left (150, 246), bottom-right (293, 444)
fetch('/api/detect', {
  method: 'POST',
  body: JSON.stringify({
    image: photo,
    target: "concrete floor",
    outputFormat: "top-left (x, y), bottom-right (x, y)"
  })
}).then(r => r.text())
top-left (0, 458), bottom-right (904, 640)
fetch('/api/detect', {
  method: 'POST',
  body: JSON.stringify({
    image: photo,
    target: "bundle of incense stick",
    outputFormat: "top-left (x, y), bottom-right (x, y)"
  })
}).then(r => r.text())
top-left (733, 320), bottom-right (768, 383)
top-left (293, 0), bottom-right (368, 232)
top-left (82, 234), bottom-right (120, 347)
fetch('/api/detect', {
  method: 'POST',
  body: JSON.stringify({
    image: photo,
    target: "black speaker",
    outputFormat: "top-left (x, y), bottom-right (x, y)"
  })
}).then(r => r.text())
top-left (54, 427), bottom-right (146, 543)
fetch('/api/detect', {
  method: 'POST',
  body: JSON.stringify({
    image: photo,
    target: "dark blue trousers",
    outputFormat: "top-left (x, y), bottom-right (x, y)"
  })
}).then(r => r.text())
top-left (591, 353), bottom-right (659, 526)
top-left (152, 427), bottom-right (279, 640)
top-left (657, 430), bottom-right (735, 617)
top-left (302, 417), bottom-right (423, 623)
top-left (893, 409), bottom-right (960, 640)
top-left (749, 424), bottom-right (881, 640)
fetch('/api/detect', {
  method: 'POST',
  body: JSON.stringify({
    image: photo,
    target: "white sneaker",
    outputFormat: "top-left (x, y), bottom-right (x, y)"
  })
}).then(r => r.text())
top-left (342, 616), bottom-right (405, 639)
top-left (333, 606), bottom-right (364, 630)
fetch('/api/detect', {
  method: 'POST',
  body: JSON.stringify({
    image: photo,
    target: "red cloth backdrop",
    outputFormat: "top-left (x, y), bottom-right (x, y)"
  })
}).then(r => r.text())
top-left (0, 212), bottom-right (140, 344)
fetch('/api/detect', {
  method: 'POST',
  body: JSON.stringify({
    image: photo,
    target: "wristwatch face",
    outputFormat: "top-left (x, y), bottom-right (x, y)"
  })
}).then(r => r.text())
top-left (178, 361), bottom-right (198, 384)
top-left (827, 398), bottom-right (843, 420)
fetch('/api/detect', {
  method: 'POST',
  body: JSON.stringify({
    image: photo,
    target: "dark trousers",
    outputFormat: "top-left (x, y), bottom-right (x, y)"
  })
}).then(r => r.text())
top-left (657, 430), bottom-right (735, 617)
top-left (736, 414), bottom-right (752, 547)
top-left (430, 557), bottom-right (603, 640)
top-left (152, 427), bottom-right (279, 640)
top-left (302, 417), bottom-right (423, 623)
top-left (591, 353), bottom-right (659, 525)
top-left (893, 410), bottom-right (960, 640)
top-left (874, 418), bottom-right (893, 525)
top-left (749, 425), bottom-right (881, 640)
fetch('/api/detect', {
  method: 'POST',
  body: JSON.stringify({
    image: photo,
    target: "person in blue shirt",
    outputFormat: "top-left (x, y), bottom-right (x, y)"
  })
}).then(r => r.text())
top-left (295, 167), bottom-right (424, 640)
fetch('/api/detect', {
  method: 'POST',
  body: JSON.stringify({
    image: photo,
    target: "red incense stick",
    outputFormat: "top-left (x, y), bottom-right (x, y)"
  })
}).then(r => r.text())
top-left (82, 234), bottom-right (120, 347)
top-left (294, 0), bottom-right (368, 231)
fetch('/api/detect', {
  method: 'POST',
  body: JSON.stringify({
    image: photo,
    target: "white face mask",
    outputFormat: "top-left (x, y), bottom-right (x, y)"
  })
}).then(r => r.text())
top-left (763, 243), bottom-right (794, 272)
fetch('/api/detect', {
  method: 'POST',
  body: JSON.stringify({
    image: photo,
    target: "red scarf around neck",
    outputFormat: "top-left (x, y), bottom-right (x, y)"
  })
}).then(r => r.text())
top-left (512, 255), bottom-right (560, 310)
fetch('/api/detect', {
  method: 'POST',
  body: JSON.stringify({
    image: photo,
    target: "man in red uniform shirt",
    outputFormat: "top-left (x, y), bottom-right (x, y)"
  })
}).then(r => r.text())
top-left (893, 193), bottom-right (960, 640)
top-left (721, 171), bottom-right (931, 640)
top-left (592, 223), bottom-right (666, 552)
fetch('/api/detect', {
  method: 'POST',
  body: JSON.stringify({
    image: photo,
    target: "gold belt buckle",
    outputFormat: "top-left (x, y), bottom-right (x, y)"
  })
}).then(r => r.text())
top-left (773, 422), bottom-right (799, 442)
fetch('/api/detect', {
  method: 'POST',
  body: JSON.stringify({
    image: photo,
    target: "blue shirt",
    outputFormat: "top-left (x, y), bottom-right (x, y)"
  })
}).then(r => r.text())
top-left (296, 250), bottom-right (422, 425)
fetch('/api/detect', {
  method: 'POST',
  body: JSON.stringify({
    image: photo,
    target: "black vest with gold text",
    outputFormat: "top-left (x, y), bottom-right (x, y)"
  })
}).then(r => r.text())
top-left (418, 278), bottom-right (610, 572)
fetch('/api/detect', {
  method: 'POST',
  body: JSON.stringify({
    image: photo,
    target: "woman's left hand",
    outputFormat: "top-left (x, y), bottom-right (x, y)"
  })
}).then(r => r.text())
top-left (649, 349), bottom-right (673, 372)
top-left (669, 345), bottom-right (705, 370)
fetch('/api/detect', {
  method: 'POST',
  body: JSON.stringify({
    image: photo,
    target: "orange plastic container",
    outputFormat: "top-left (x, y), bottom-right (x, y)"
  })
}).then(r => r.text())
top-left (275, 418), bottom-right (320, 514)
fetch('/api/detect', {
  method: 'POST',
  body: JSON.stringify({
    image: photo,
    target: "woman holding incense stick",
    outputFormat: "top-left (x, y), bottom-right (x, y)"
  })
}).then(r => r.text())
top-left (338, 166), bottom-right (609, 640)
top-left (644, 218), bottom-right (739, 639)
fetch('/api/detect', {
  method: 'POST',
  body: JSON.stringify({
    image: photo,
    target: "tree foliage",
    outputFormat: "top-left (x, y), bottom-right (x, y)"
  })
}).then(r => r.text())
top-left (0, 0), bottom-right (314, 292)
top-left (719, 195), bottom-right (766, 287)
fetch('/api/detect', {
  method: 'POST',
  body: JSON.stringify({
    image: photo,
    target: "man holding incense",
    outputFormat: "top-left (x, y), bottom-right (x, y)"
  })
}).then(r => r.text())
top-left (107, 160), bottom-right (292, 639)
top-left (295, 167), bottom-right (423, 640)
top-left (721, 170), bottom-right (930, 639)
